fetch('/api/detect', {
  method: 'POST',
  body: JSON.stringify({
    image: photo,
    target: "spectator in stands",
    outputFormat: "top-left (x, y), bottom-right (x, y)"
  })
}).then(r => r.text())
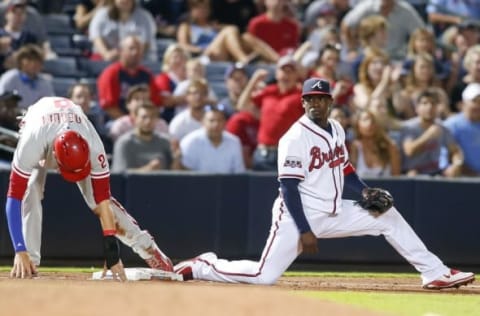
top-left (0, 0), bottom-right (56, 60)
top-left (176, 104), bottom-right (245, 173)
top-left (353, 48), bottom-right (399, 112)
top-left (109, 84), bottom-right (168, 141)
top-left (350, 15), bottom-right (388, 81)
top-left (329, 105), bottom-right (353, 150)
top-left (341, 0), bottom-right (424, 61)
top-left (350, 109), bottom-right (401, 177)
top-left (210, 0), bottom-right (257, 33)
top-left (444, 83), bottom-right (480, 176)
top-left (155, 43), bottom-right (189, 123)
top-left (243, 0), bottom-right (299, 63)
top-left (310, 44), bottom-right (354, 109)
top-left (169, 78), bottom-right (208, 142)
top-left (67, 82), bottom-right (108, 139)
top-left (0, 0), bottom-right (41, 72)
top-left (395, 53), bottom-right (445, 120)
top-left (0, 89), bottom-right (20, 165)
top-left (97, 35), bottom-right (161, 121)
top-left (237, 55), bottom-right (302, 171)
top-left (451, 45), bottom-right (480, 111)
top-left (112, 101), bottom-right (172, 172)
top-left (172, 57), bottom-right (217, 113)
top-left (219, 63), bottom-right (249, 118)
top-left (0, 44), bottom-right (53, 109)
top-left (304, 0), bottom-right (350, 32)
top-left (403, 28), bottom-right (453, 89)
top-left (88, 0), bottom-right (157, 61)
top-left (401, 89), bottom-right (463, 177)
top-left (426, 0), bottom-right (480, 35)
top-left (177, 0), bottom-right (255, 64)
top-left (139, 0), bottom-right (187, 38)
top-left (73, 0), bottom-right (109, 33)
top-left (226, 109), bottom-right (259, 170)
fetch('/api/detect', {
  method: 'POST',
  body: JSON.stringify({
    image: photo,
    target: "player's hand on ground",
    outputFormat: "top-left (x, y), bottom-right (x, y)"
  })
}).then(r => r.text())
top-left (10, 251), bottom-right (37, 279)
top-left (102, 259), bottom-right (127, 282)
top-left (300, 231), bottom-right (318, 254)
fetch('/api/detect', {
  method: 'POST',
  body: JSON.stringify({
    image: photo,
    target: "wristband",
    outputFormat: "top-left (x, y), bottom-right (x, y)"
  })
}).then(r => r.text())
top-left (103, 235), bottom-right (120, 268)
top-left (103, 229), bottom-right (117, 236)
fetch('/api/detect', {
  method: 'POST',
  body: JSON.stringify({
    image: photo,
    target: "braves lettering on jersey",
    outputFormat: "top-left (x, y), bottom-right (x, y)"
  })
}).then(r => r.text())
top-left (278, 116), bottom-right (348, 215)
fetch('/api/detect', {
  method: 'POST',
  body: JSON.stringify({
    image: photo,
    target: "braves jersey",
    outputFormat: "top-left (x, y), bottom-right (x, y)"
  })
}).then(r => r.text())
top-left (11, 97), bottom-right (110, 198)
top-left (278, 115), bottom-right (351, 215)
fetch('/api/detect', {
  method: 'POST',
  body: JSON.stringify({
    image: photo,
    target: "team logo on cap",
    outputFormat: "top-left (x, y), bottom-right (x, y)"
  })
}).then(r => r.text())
top-left (311, 80), bottom-right (325, 90)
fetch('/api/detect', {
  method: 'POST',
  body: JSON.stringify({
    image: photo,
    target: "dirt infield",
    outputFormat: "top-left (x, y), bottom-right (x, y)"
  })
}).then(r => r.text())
top-left (1, 271), bottom-right (478, 316)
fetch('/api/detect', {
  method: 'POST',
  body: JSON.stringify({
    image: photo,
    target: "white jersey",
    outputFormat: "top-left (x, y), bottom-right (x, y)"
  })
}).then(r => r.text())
top-left (13, 97), bottom-right (109, 180)
top-left (277, 115), bottom-right (349, 215)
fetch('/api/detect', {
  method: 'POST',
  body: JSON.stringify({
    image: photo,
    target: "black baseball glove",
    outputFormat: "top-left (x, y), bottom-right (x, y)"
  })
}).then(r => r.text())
top-left (355, 188), bottom-right (394, 215)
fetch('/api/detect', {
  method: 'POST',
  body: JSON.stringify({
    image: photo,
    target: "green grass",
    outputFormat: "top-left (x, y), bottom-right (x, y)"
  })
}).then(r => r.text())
top-left (300, 291), bottom-right (480, 316)
top-left (284, 271), bottom-right (418, 278)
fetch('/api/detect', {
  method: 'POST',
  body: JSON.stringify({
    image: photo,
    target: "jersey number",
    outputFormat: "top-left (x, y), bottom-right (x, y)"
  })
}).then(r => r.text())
top-left (54, 98), bottom-right (75, 109)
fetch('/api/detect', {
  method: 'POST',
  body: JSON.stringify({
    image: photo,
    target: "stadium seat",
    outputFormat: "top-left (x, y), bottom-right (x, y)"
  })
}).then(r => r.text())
top-left (52, 77), bottom-right (77, 97)
top-left (48, 34), bottom-right (81, 57)
top-left (62, 0), bottom-right (82, 15)
top-left (210, 82), bottom-right (228, 100)
top-left (43, 14), bottom-right (77, 35)
top-left (206, 62), bottom-right (230, 82)
top-left (43, 57), bottom-right (84, 78)
top-left (142, 60), bottom-right (162, 75)
top-left (156, 38), bottom-right (175, 60)
top-left (77, 59), bottom-right (111, 77)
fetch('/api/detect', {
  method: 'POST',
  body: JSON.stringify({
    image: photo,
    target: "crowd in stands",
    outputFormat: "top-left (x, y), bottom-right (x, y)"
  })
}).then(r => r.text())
top-left (0, 0), bottom-right (479, 177)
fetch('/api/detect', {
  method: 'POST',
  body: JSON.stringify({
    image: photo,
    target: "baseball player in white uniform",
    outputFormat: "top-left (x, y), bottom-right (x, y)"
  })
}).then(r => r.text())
top-left (174, 78), bottom-right (475, 289)
top-left (5, 97), bottom-right (173, 279)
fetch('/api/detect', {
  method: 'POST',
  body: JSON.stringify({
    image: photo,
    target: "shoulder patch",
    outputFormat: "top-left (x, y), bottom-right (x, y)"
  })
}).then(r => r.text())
top-left (283, 156), bottom-right (302, 168)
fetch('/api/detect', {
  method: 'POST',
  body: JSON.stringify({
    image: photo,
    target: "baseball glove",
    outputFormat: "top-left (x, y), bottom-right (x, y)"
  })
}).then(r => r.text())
top-left (355, 188), bottom-right (394, 215)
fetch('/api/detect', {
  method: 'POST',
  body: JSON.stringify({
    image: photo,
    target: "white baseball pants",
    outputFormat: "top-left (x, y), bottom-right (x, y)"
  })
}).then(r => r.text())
top-left (191, 197), bottom-right (450, 285)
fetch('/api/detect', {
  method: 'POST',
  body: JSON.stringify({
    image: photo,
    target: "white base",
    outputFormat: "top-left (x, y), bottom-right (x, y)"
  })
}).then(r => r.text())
top-left (91, 268), bottom-right (183, 281)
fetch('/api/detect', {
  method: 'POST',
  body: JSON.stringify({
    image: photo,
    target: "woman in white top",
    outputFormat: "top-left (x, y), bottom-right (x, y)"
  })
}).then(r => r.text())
top-left (88, 0), bottom-right (157, 61)
top-left (350, 109), bottom-right (401, 177)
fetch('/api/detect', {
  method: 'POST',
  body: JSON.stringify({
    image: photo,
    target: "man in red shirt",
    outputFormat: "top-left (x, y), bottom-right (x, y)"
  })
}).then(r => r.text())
top-left (97, 35), bottom-right (161, 121)
top-left (237, 55), bottom-right (302, 171)
top-left (244, 0), bottom-right (300, 62)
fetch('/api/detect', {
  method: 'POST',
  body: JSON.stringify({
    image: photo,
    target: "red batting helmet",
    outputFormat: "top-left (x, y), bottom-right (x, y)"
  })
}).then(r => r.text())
top-left (53, 130), bottom-right (91, 182)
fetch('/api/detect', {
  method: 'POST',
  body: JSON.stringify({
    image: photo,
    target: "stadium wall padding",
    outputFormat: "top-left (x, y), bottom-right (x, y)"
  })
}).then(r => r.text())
top-left (0, 170), bottom-right (479, 266)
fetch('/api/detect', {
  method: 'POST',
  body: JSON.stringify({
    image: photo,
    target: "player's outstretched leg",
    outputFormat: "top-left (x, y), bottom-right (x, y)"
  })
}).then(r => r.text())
top-left (174, 198), bottom-right (300, 284)
top-left (336, 200), bottom-right (475, 289)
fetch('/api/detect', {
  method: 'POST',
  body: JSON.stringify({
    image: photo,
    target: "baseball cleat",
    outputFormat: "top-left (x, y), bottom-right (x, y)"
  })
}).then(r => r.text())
top-left (145, 246), bottom-right (174, 272)
top-left (174, 252), bottom-right (218, 281)
top-left (174, 260), bottom-right (194, 281)
top-left (423, 269), bottom-right (475, 290)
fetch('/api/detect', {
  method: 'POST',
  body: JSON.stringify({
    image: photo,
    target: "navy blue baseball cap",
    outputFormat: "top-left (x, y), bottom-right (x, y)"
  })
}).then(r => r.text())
top-left (302, 77), bottom-right (331, 97)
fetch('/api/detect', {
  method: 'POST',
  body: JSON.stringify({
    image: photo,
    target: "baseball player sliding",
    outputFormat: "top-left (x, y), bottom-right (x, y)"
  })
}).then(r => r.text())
top-left (5, 97), bottom-right (173, 280)
top-left (174, 78), bottom-right (475, 290)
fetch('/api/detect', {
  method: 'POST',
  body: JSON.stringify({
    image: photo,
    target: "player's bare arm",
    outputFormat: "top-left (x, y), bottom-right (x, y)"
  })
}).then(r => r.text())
top-left (300, 232), bottom-right (318, 254)
top-left (236, 69), bottom-right (269, 112)
top-left (403, 124), bottom-right (443, 157)
top-left (94, 200), bottom-right (127, 281)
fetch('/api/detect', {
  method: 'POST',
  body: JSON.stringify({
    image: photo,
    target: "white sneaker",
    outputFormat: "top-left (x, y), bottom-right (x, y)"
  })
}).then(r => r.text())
top-left (423, 269), bottom-right (475, 289)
